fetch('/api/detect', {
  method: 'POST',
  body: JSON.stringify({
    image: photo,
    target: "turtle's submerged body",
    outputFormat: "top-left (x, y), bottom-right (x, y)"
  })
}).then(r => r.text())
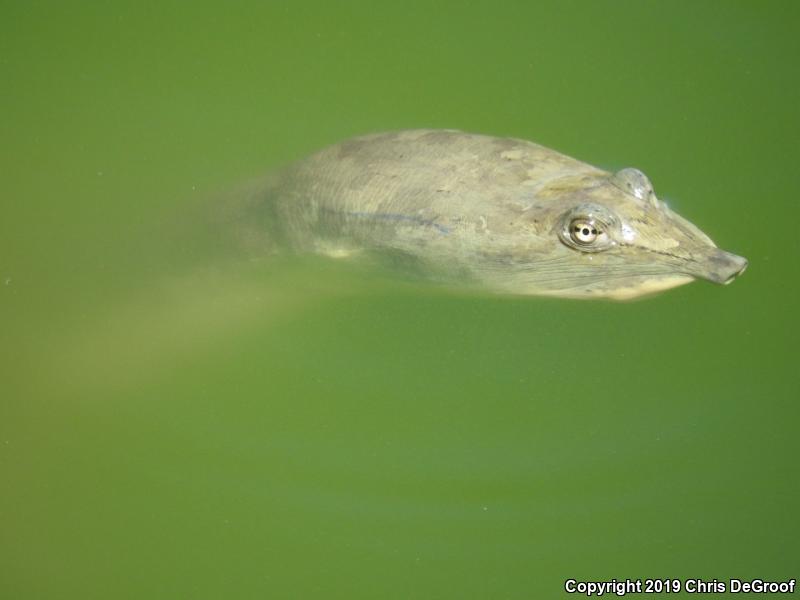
top-left (240, 129), bottom-right (746, 300)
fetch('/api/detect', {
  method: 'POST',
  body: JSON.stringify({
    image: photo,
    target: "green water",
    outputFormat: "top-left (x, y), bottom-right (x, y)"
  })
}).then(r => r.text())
top-left (2, 2), bottom-right (798, 598)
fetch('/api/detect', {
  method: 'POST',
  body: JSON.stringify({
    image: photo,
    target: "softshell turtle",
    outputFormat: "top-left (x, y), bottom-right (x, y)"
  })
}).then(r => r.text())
top-left (241, 129), bottom-right (746, 299)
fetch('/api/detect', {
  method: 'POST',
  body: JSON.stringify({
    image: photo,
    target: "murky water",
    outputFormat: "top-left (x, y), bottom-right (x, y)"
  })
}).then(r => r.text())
top-left (2, 2), bottom-right (798, 598)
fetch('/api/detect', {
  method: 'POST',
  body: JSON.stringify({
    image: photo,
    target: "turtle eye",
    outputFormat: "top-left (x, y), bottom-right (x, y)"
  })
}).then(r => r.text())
top-left (558, 203), bottom-right (618, 253)
top-left (570, 220), bottom-right (599, 245)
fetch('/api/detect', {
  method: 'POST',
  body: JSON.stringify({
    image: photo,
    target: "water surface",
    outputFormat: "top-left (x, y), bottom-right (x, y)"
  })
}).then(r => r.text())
top-left (2, 2), bottom-right (798, 598)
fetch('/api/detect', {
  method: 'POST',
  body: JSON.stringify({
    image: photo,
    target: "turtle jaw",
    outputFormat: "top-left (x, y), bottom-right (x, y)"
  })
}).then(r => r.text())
top-left (543, 246), bottom-right (748, 299)
top-left (578, 274), bottom-right (696, 300)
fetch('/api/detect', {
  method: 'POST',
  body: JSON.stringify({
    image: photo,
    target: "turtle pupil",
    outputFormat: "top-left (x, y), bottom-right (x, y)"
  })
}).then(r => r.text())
top-left (570, 221), bottom-right (602, 244)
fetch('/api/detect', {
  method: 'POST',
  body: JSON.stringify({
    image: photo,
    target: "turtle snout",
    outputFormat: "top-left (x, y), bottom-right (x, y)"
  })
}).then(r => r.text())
top-left (699, 249), bottom-right (748, 285)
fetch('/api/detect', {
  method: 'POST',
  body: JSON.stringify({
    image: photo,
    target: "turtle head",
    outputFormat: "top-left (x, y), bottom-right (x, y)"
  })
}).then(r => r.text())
top-left (529, 167), bottom-right (747, 299)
